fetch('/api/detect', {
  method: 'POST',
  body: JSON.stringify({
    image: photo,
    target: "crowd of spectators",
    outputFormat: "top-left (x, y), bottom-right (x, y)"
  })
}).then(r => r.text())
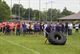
top-left (0, 21), bottom-right (79, 36)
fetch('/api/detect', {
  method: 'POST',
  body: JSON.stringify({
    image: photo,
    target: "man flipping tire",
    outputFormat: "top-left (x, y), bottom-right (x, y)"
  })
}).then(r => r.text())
top-left (47, 31), bottom-right (67, 45)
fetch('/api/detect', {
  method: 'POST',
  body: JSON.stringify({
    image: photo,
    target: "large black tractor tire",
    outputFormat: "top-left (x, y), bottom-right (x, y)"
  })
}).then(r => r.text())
top-left (47, 31), bottom-right (67, 45)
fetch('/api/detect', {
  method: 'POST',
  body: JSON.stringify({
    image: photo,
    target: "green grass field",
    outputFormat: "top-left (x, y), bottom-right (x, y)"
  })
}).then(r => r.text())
top-left (0, 32), bottom-right (80, 54)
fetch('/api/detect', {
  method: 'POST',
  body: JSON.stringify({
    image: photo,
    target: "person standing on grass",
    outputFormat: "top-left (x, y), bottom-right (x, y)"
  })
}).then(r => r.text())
top-left (45, 24), bottom-right (52, 38)
top-left (45, 24), bottom-right (52, 43)
top-left (2, 24), bottom-right (5, 33)
top-left (31, 23), bottom-right (34, 34)
top-left (28, 22), bottom-right (32, 34)
top-left (68, 23), bottom-right (73, 35)
top-left (75, 23), bottom-right (79, 32)
top-left (22, 22), bottom-right (27, 35)
top-left (39, 22), bottom-right (43, 32)
top-left (9, 22), bottom-right (15, 34)
top-left (5, 22), bottom-right (10, 35)
top-left (26, 22), bottom-right (29, 34)
top-left (16, 22), bottom-right (21, 35)
top-left (34, 23), bottom-right (39, 34)
top-left (61, 23), bottom-right (65, 33)
top-left (51, 23), bottom-right (55, 31)
top-left (44, 23), bottom-right (48, 36)
top-left (55, 23), bottom-right (61, 32)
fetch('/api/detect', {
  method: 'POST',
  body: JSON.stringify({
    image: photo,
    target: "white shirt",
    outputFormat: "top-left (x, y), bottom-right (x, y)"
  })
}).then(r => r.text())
top-left (75, 24), bottom-right (79, 29)
top-left (26, 23), bottom-right (29, 29)
top-left (68, 23), bottom-right (73, 29)
top-left (44, 24), bottom-right (47, 29)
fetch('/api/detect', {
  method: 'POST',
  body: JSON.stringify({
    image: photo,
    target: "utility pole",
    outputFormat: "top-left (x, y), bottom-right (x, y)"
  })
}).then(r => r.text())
top-left (45, 1), bottom-right (48, 21)
top-left (39, 0), bottom-right (41, 21)
top-left (11, 0), bottom-right (12, 15)
top-left (10, 0), bottom-right (13, 21)
top-left (51, 0), bottom-right (53, 22)
top-left (29, 0), bottom-right (30, 21)
top-left (47, 0), bottom-right (54, 22)
top-left (15, 3), bottom-right (16, 16)
top-left (19, 0), bottom-right (21, 21)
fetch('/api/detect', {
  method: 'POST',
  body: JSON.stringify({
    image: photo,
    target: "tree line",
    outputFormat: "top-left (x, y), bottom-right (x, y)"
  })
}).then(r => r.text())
top-left (0, 0), bottom-right (74, 21)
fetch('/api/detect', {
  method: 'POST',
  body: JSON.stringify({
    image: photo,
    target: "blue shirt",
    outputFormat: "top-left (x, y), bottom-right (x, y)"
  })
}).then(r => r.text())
top-left (22, 24), bottom-right (26, 30)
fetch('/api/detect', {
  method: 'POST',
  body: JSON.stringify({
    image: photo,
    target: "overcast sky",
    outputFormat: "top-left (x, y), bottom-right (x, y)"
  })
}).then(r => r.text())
top-left (4, 0), bottom-right (80, 13)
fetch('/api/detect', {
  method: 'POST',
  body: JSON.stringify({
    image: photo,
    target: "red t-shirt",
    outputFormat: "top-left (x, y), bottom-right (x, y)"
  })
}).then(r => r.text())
top-left (16, 23), bottom-right (20, 29)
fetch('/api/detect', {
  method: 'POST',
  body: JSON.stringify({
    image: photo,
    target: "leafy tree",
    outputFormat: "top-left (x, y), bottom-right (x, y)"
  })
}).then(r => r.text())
top-left (33, 10), bottom-right (39, 20)
top-left (47, 9), bottom-right (61, 21)
top-left (12, 4), bottom-right (25, 17)
top-left (23, 8), bottom-right (33, 20)
top-left (0, 0), bottom-right (10, 21)
top-left (61, 7), bottom-right (74, 17)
